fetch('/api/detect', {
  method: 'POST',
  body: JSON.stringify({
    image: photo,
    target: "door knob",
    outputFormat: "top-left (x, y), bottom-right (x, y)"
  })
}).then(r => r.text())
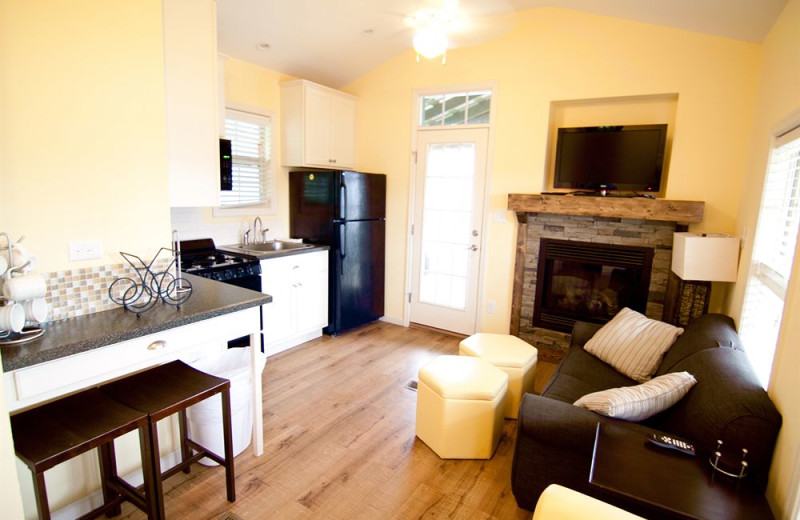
top-left (472, 229), bottom-right (479, 237)
top-left (468, 245), bottom-right (478, 251)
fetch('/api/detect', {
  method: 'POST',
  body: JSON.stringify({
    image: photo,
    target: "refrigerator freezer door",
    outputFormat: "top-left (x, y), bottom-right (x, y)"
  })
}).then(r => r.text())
top-left (339, 171), bottom-right (386, 221)
top-left (327, 220), bottom-right (385, 334)
top-left (289, 170), bottom-right (337, 243)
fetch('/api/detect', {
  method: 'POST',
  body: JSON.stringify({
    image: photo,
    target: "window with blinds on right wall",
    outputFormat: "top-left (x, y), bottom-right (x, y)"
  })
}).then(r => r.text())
top-left (739, 123), bottom-right (800, 388)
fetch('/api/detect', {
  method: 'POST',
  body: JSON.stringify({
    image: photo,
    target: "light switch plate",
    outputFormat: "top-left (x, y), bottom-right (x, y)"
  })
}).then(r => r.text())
top-left (69, 240), bottom-right (103, 261)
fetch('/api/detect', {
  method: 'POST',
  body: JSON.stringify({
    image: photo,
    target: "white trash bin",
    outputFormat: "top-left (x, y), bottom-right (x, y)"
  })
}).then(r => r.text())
top-left (186, 347), bottom-right (267, 466)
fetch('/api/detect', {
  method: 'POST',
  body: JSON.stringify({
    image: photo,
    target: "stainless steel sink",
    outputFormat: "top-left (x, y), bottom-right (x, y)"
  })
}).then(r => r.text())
top-left (232, 241), bottom-right (314, 253)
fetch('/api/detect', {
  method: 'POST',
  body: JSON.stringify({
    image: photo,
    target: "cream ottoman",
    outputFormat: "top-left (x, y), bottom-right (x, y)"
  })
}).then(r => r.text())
top-left (415, 355), bottom-right (508, 459)
top-left (459, 333), bottom-right (538, 419)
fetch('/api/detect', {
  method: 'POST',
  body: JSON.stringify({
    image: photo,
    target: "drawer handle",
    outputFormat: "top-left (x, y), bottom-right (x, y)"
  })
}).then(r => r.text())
top-left (148, 340), bottom-right (167, 351)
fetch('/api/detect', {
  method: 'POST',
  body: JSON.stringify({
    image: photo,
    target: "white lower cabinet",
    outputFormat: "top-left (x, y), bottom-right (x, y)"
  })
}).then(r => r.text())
top-left (261, 250), bottom-right (328, 356)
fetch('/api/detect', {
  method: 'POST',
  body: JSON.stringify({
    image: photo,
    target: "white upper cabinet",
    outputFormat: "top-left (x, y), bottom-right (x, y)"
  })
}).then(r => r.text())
top-left (281, 80), bottom-right (356, 169)
top-left (163, 0), bottom-right (220, 207)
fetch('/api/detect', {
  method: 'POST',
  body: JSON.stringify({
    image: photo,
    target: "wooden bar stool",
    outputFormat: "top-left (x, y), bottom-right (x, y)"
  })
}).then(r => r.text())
top-left (10, 387), bottom-right (158, 520)
top-left (99, 360), bottom-right (235, 519)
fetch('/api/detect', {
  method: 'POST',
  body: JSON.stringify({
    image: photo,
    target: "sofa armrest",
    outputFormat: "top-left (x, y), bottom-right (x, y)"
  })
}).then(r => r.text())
top-left (570, 321), bottom-right (603, 349)
top-left (517, 393), bottom-right (601, 452)
top-left (511, 393), bottom-right (606, 509)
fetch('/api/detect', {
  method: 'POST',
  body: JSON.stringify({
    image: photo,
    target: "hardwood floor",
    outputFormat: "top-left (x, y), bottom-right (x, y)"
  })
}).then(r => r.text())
top-left (118, 322), bottom-right (557, 520)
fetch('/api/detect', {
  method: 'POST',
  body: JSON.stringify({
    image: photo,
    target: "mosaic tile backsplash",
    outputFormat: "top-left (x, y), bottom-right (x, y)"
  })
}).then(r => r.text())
top-left (44, 259), bottom-right (173, 321)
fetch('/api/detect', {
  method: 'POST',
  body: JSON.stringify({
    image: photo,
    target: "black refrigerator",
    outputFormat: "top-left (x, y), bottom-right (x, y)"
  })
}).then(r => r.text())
top-left (289, 169), bottom-right (386, 335)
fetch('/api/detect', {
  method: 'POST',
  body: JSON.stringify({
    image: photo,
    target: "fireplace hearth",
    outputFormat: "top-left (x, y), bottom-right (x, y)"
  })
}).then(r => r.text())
top-left (533, 239), bottom-right (654, 333)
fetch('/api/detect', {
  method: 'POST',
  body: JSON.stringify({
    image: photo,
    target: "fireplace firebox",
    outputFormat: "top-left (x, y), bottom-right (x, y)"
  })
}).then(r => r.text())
top-left (533, 239), bottom-right (654, 333)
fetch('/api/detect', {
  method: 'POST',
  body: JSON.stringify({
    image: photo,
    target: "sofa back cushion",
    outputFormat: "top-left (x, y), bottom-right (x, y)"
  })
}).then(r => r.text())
top-left (655, 313), bottom-right (743, 376)
top-left (645, 347), bottom-right (781, 490)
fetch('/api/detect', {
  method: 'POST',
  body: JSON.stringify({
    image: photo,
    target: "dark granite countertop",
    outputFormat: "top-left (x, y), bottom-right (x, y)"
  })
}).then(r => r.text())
top-left (0, 274), bottom-right (271, 373)
top-left (219, 243), bottom-right (329, 260)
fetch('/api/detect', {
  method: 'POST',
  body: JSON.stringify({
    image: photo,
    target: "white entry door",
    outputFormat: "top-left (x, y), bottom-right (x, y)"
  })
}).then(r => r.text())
top-left (409, 128), bottom-right (489, 335)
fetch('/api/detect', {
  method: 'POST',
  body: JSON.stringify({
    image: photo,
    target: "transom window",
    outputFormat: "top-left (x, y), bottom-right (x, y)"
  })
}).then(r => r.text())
top-left (420, 90), bottom-right (491, 127)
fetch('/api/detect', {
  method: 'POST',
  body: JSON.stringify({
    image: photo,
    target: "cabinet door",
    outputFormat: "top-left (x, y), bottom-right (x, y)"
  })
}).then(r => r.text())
top-left (304, 86), bottom-right (333, 167)
top-left (330, 94), bottom-right (356, 168)
top-left (294, 252), bottom-right (329, 333)
top-left (163, 0), bottom-right (220, 207)
top-left (261, 257), bottom-right (295, 347)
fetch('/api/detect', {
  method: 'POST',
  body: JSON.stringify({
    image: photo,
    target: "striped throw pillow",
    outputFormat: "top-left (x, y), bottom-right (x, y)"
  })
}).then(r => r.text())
top-left (584, 308), bottom-right (684, 382)
top-left (574, 371), bottom-right (697, 421)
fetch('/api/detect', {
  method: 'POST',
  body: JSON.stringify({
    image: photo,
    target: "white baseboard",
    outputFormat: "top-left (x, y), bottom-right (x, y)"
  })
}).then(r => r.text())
top-left (264, 329), bottom-right (322, 358)
top-left (379, 315), bottom-right (405, 327)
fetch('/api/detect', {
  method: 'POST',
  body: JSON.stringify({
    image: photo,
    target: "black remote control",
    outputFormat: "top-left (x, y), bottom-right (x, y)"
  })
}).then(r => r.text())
top-left (647, 433), bottom-right (696, 456)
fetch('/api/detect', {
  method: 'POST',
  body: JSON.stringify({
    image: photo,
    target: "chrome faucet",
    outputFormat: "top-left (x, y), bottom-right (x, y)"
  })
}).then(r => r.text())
top-left (253, 217), bottom-right (263, 244)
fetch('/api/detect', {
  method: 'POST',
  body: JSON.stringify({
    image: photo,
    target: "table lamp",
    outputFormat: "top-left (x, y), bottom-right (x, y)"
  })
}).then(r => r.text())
top-left (664, 233), bottom-right (740, 326)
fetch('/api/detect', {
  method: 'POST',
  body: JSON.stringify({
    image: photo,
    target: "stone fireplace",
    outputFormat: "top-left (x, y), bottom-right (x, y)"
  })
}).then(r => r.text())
top-left (508, 194), bottom-right (704, 363)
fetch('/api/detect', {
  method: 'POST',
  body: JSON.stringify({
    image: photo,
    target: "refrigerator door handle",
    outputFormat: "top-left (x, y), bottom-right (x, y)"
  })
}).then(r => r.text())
top-left (339, 175), bottom-right (347, 221)
top-left (339, 223), bottom-right (346, 275)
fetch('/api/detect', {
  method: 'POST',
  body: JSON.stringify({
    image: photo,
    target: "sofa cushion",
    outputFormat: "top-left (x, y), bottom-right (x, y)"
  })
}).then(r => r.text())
top-left (542, 343), bottom-right (637, 403)
top-left (655, 313), bottom-right (743, 376)
top-left (584, 308), bottom-right (684, 383)
top-left (573, 371), bottom-right (697, 421)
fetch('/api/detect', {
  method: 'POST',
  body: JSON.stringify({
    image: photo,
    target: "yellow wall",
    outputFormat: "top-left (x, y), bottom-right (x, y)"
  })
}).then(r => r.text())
top-left (725, 0), bottom-right (800, 515)
top-left (0, 0), bottom-right (171, 516)
top-left (0, 0), bottom-right (171, 272)
top-left (344, 7), bottom-right (761, 331)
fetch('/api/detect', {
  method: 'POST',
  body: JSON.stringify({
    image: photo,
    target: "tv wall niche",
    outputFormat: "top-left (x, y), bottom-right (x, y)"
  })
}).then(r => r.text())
top-left (545, 93), bottom-right (678, 197)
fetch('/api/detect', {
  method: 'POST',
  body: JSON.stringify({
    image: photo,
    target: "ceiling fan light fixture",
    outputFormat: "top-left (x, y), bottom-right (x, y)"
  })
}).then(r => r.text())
top-left (413, 27), bottom-right (448, 60)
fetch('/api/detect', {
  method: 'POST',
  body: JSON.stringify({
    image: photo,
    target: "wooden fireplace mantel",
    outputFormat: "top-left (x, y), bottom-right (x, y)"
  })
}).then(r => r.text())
top-left (508, 194), bottom-right (704, 223)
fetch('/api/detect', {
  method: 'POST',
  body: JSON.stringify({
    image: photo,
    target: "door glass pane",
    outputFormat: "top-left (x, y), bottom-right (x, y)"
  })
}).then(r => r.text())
top-left (419, 142), bottom-right (476, 310)
top-left (444, 94), bottom-right (467, 125)
top-left (421, 95), bottom-right (444, 126)
top-left (467, 91), bottom-right (491, 124)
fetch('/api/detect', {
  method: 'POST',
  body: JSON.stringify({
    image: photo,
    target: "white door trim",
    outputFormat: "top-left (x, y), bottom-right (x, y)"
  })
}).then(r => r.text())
top-left (403, 82), bottom-right (498, 332)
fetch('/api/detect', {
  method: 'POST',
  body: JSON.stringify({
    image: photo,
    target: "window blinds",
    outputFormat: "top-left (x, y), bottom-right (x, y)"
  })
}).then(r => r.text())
top-left (739, 124), bottom-right (800, 387)
top-left (221, 109), bottom-right (272, 207)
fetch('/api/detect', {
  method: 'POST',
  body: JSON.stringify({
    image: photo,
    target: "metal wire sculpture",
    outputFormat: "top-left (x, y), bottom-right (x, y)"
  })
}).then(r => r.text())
top-left (109, 248), bottom-right (192, 316)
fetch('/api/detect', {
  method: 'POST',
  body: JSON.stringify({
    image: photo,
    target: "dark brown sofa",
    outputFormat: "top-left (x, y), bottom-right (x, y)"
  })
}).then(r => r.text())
top-left (510, 314), bottom-right (782, 512)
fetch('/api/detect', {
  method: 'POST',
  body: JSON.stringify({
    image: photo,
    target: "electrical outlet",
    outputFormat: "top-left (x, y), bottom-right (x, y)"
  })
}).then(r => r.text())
top-left (69, 240), bottom-right (103, 261)
top-left (487, 300), bottom-right (497, 314)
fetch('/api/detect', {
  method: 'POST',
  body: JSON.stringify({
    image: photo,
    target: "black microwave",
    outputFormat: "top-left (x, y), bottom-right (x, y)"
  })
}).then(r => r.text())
top-left (220, 138), bottom-right (232, 190)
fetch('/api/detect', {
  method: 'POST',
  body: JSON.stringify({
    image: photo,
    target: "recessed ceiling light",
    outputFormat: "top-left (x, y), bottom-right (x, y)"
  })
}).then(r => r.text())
top-left (256, 42), bottom-right (270, 50)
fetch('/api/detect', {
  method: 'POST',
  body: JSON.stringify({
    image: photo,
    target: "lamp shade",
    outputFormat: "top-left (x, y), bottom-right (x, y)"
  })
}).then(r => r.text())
top-left (671, 232), bottom-right (740, 282)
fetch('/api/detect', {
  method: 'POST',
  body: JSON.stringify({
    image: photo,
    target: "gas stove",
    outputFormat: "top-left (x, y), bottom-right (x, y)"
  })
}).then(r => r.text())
top-left (178, 238), bottom-right (261, 285)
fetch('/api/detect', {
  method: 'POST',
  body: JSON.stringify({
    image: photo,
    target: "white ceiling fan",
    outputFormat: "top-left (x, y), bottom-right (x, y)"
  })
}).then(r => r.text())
top-left (399, 0), bottom-right (517, 62)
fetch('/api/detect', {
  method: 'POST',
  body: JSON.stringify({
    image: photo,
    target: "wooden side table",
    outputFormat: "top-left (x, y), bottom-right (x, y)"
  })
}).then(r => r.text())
top-left (589, 422), bottom-right (774, 519)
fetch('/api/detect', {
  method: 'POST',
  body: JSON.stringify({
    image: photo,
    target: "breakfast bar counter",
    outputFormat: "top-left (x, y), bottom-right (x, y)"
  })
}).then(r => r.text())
top-left (1, 273), bottom-right (271, 372)
top-left (1, 274), bottom-right (271, 455)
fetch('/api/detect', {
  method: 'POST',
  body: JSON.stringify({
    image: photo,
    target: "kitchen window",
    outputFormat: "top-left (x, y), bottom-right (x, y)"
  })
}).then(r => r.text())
top-left (214, 107), bottom-right (276, 215)
top-left (738, 122), bottom-right (800, 388)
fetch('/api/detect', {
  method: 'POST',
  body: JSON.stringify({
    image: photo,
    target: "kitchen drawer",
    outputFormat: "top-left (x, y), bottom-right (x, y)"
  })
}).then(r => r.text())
top-left (5, 306), bottom-right (259, 412)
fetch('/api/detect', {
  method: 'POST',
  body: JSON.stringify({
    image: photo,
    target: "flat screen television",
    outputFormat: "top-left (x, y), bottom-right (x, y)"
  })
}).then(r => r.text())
top-left (553, 124), bottom-right (668, 192)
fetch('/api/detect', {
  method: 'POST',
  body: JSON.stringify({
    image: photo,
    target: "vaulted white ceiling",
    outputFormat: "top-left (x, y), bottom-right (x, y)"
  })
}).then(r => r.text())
top-left (216, 0), bottom-right (788, 88)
